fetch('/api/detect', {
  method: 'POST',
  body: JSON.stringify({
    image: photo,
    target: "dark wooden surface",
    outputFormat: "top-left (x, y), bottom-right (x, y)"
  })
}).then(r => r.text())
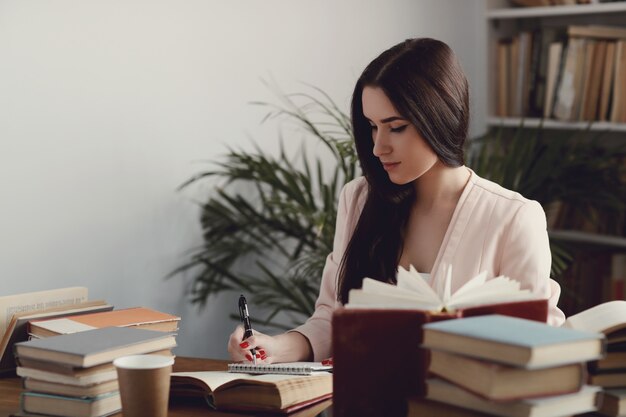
top-left (0, 356), bottom-right (280, 417)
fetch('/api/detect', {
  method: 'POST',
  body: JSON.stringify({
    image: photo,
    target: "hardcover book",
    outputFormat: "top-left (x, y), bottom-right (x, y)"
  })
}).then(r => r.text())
top-left (428, 349), bottom-right (586, 401)
top-left (170, 370), bottom-right (332, 414)
top-left (425, 378), bottom-right (600, 417)
top-left (28, 306), bottom-right (180, 338)
top-left (421, 315), bottom-right (605, 369)
top-left (21, 391), bottom-right (121, 417)
top-left (14, 326), bottom-right (176, 368)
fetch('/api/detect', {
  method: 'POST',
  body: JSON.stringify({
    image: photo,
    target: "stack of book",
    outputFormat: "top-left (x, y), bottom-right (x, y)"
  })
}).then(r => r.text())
top-left (12, 326), bottom-right (177, 417)
top-left (413, 315), bottom-right (605, 417)
top-left (565, 301), bottom-right (626, 417)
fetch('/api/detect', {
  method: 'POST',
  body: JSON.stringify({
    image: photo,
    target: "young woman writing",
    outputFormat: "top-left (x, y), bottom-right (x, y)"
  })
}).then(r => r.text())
top-left (228, 37), bottom-right (565, 364)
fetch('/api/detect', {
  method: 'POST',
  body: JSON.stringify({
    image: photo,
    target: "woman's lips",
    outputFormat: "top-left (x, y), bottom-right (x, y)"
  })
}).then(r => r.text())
top-left (382, 162), bottom-right (400, 171)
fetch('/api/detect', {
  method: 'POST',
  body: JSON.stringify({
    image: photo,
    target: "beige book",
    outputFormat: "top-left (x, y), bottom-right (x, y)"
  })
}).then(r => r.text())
top-left (426, 379), bottom-right (600, 417)
top-left (554, 38), bottom-right (585, 120)
top-left (582, 41), bottom-right (607, 121)
top-left (428, 349), bottom-right (585, 401)
top-left (599, 42), bottom-right (617, 121)
top-left (497, 40), bottom-right (511, 117)
top-left (544, 42), bottom-right (563, 119)
top-left (23, 378), bottom-right (119, 398)
top-left (611, 41), bottom-right (626, 123)
top-left (568, 25), bottom-right (626, 40)
top-left (22, 390), bottom-right (121, 417)
top-left (578, 40), bottom-right (597, 120)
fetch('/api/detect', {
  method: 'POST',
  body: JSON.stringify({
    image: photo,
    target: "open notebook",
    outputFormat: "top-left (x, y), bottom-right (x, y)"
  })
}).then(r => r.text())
top-left (228, 361), bottom-right (332, 376)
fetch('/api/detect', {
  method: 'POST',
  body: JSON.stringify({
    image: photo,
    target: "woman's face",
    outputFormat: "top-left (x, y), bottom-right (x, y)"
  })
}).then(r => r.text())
top-left (362, 86), bottom-right (438, 185)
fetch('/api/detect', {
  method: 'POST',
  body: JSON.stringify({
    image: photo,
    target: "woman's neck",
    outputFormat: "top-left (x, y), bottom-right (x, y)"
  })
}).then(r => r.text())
top-left (412, 162), bottom-right (470, 211)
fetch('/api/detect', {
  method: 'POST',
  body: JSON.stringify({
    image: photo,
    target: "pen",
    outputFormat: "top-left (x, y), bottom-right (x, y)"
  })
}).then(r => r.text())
top-left (238, 294), bottom-right (256, 365)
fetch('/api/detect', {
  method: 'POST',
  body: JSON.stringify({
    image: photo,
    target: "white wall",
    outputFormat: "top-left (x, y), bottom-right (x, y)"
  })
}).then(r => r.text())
top-left (0, 0), bottom-right (486, 358)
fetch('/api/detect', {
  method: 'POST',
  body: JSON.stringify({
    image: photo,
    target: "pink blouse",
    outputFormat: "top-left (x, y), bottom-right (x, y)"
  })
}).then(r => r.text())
top-left (293, 168), bottom-right (566, 361)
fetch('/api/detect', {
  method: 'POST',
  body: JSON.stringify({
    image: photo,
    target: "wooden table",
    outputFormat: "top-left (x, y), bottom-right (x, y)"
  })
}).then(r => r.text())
top-left (0, 357), bottom-right (332, 417)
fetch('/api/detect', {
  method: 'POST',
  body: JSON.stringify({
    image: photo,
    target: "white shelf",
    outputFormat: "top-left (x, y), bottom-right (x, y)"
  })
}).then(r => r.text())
top-left (486, 117), bottom-right (626, 131)
top-left (549, 230), bottom-right (626, 250)
top-left (488, 2), bottom-right (626, 19)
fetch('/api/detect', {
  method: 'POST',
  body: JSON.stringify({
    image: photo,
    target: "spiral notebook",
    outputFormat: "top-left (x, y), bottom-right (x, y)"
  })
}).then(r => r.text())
top-left (228, 361), bottom-right (332, 376)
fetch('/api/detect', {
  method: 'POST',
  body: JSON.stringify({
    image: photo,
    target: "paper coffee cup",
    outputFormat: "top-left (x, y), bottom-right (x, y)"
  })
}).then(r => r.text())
top-left (113, 354), bottom-right (175, 417)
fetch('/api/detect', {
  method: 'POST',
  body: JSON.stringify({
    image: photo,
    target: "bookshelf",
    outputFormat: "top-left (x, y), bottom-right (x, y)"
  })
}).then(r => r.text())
top-left (486, 0), bottom-right (626, 128)
top-left (485, 1), bottom-right (626, 314)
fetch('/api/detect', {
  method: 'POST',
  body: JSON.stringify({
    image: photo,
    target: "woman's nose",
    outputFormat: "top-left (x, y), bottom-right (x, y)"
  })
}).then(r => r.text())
top-left (372, 132), bottom-right (390, 157)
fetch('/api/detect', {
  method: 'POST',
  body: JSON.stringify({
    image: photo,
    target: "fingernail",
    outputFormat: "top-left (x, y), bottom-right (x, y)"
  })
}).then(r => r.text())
top-left (322, 359), bottom-right (333, 365)
top-left (240, 342), bottom-right (249, 348)
top-left (261, 355), bottom-right (267, 360)
top-left (245, 354), bottom-right (252, 361)
top-left (259, 350), bottom-right (266, 355)
top-left (256, 353), bottom-right (261, 358)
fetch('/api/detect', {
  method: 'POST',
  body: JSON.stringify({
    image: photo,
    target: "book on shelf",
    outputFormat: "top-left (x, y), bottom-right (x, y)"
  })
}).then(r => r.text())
top-left (564, 300), bottom-right (626, 344)
top-left (421, 315), bottom-right (605, 369)
top-left (611, 40), bottom-right (626, 123)
top-left (227, 362), bottom-right (332, 376)
top-left (0, 290), bottom-right (113, 375)
top-left (428, 349), bottom-right (586, 401)
top-left (345, 264), bottom-right (544, 313)
top-left (28, 306), bottom-right (180, 338)
top-left (568, 25), bottom-right (626, 40)
top-left (599, 388), bottom-right (626, 417)
top-left (600, 41), bottom-right (617, 121)
top-left (554, 37), bottom-right (587, 121)
top-left (425, 378), bottom-right (601, 417)
top-left (170, 370), bottom-right (332, 414)
top-left (544, 41), bottom-right (565, 118)
top-left (14, 326), bottom-right (176, 368)
top-left (20, 391), bottom-right (121, 417)
top-left (22, 377), bottom-right (119, 398)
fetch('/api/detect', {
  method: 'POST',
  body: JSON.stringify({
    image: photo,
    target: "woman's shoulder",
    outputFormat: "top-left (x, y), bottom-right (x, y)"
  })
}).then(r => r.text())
top-left (469, 170), bottom-right (533, 207)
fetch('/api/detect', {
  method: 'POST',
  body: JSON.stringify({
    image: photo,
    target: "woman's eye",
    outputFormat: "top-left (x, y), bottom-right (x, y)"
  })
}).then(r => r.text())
top-left (390, 125), bottom-right (408, 133)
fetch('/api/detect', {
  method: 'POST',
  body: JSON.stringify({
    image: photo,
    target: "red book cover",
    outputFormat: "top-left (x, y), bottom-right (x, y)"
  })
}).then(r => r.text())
top-left (331, 298), bottom-right (548, 417)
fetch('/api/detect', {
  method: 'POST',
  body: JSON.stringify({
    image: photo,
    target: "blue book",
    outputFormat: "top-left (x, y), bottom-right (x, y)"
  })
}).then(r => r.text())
top-left (21, 391), bottom-right (121, 417)
top-left (422, 314), bottom-right (605, 369)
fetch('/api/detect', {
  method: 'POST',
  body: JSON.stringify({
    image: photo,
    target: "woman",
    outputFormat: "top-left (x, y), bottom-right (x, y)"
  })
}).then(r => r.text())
top-left (228, 38), bottom-right (565, 364)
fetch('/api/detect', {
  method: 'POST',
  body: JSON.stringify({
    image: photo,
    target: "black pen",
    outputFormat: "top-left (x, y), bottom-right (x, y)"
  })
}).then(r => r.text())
top-left (238, 294), bottom-right (256, 365)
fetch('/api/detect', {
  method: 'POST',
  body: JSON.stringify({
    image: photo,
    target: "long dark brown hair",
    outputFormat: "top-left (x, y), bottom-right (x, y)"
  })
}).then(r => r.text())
top-left (337, 38), bottom-right (470, 303)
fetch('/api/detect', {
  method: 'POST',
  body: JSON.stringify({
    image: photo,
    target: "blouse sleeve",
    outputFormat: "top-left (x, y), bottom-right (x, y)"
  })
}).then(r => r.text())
top-left (289, 179), bottom-right (360, 360)
top-left (499, 200), bottom-right (566, 326)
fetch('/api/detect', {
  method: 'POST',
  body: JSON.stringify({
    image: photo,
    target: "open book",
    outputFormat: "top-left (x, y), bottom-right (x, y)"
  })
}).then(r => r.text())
top-left (170, 370), bottom-right (332, 414)
top-left (564, 300), bottom-right (626, 344)
top-left (346, 264), bottom-right (540, 312)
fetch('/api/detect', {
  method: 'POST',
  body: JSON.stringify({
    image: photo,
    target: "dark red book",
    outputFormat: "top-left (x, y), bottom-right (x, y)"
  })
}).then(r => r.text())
top-left (331, 298), bottom-right (548, 417)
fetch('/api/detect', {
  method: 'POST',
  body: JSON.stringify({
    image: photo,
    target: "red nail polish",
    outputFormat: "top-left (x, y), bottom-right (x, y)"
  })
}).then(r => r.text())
top-left (245, 354), bottom-right (252, 361)
top-left (261, 355), bottom-right (267, 360)
top-left (240, 342), bottom-right (249, 349)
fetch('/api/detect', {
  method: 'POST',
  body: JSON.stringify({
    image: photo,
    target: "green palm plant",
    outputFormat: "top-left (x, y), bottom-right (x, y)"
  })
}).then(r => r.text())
top-left (171, 86), bottom-right (358, 330)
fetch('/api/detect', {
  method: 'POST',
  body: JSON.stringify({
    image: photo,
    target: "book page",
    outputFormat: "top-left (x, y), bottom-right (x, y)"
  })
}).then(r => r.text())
top-left (172, 371), bottom-right (319, 392)
top-left (565, 301), bottom-right (626, 334)
top-left (0, 287), bottom-right (88, 337)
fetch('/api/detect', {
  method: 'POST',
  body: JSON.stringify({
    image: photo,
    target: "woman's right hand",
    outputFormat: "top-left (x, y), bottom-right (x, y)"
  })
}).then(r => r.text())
top-left (227, 325), bottom-right (276, 364)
